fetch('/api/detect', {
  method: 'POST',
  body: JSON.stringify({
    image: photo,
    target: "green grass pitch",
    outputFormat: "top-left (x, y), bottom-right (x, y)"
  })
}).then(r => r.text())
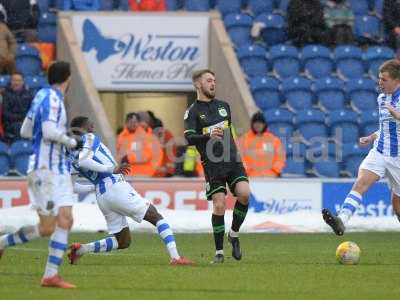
top-left (1, 232), bottom-right (400, 300)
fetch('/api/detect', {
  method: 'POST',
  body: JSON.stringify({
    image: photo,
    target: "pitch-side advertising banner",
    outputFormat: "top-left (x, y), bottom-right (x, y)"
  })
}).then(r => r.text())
top-left (72, 14), bottom-right (209, 91)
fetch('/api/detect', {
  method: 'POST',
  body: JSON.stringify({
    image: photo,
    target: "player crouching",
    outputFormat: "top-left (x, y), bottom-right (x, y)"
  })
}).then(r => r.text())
top-left (67, 116), bottom-right (193, 266)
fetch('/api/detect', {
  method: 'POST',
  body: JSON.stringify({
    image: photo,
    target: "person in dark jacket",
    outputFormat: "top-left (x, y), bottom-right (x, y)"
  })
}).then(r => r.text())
top-left (1, 73), bottom-right (33, 144)
top-left (383, 0), bottom-right (400, 52)
top-left (0, 0), bottom-right (39, 42)
top-left (287, 0), bottom-right (328, 47)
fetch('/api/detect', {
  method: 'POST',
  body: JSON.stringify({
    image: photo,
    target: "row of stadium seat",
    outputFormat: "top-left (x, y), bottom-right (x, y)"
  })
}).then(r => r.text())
top-left (38, 0), bottom-right (384, 17)
top-left (0, 141), bottom-right (32, 176)
top-left (264, 108), bottom-right (378, 144)
top-left (252, 76), bottom-right (378, 112)
top-left (238, 44), bottom-right (394, 79)
top-left (226, 12), bottom-right (386, 47)
top-left (283, 141), bottom-right (370, 178)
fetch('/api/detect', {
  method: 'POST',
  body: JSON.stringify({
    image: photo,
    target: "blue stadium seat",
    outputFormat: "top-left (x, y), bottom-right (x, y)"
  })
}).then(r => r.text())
top-left (281, 159), bottom-right (305, 177)
top-left (270, 45), bottom-right (300, 78)
top-left (0, 142), bottom-right (10, 176)
top-left (224, 13), bottom-right (253, 46)
top-left (301, 45), bottom-right (333, 78)
top-left (328, 110), bottom-right (360, 143)
top-left (276, 0), bottom-right (289, 14)
top-left (248, 0), bottom-right (274, 16)
top-left (25, 75), bottom-right (49, 94)
top-left (99, 0), bottom-right (116, 10)
top-left (15, 44), bottom-right (42, 76)
top-left (216, 0), bottom-right (241, 15)
top-left (365, 46), bottom-right (395, 78)
top-left (250, 76), bottom-right (281, 110)
top-left (237, 44), bottom-right (268, 77)
top-left (282, 76), bottom-right (313, 111)
top-left (38, 0), bottom-right (51, 11)
top-left (315, 77), bottom-right (346, 112)
top-left (166, 0), bottom-right (183, 10)
top-left (348, 78), bottom-right (377, 112)
top-left (359, 110), bottom-right (379, 136)
top-left (9, 140), bottom-right (32, 176)
top-left (296, 109), bottom-right (327, 142)
top-left (0, 75), bottom-right (10, 88)
top-left (350, 0), bottom-right (370, 15)
top-left (38, 12), bottom-right (57, 43)
top-left (342, 143), bottom-right (370, 177)
top-left (354, 15), bottom-right (381, 42)
top-left (264, 108), bottom-right (294, 138)
top-left (254, 14), bottom-right (287, 46)
top-left (184, 0), bottom-right (210, 11)
top-left (374, 0), bottom-right (383, 17)
top-left (334, 45), bottom-right (365, 79)
top-left (285, 141), bottom-right (307, 159)
top-left (312, 159), bottom-right (340, 177)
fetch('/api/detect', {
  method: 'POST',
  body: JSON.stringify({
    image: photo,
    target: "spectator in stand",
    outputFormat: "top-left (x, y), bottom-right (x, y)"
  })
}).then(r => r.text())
top-left (0, 14), bottom-right (16, 74)
top-left (322, 0), bottom-right (354, 46)
top-left (1, 73), bottom-right (33, 144)
top-left (287, 0), bottom-right (328, 47)
top-left (238, 112), bottom-right (285, 177)
top-left (116, 112), bottom-right (163, 177)
top-left (153, 118), bottom-right (176, 177)
top-left (383, 0), bottom-right (400, 55)
top-left (0, 0), bottom-right (39, 42)
top-left (128, 0), bottom-right (166, 11)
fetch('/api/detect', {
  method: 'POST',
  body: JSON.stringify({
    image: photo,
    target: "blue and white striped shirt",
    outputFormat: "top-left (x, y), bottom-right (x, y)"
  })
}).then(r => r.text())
top-left (27, 87), bottom-right (69, 174)
top-left (69, 133), bottom-right (123, 195)
top-left (374, 88), bottom-right (400, 157)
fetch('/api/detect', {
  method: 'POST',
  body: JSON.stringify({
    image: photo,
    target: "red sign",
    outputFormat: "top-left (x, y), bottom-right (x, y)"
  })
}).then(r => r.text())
top-left (0, 179), bottom-right (236, 210)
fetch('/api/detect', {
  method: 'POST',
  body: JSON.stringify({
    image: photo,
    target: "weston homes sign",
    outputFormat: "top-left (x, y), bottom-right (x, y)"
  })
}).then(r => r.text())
top-left (72, 14), bottom-right (209, 91)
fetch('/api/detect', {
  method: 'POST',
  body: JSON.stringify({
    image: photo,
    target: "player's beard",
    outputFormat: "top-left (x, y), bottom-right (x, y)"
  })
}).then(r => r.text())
top-left (202, 87), bottom-right (215, 99)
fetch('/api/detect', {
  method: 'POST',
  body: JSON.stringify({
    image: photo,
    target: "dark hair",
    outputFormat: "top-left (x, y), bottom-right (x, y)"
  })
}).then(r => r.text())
top-left (48, 61), bottom-right (71, 85)
top-left (192, 69), bottom-right (215, 83)
top-left (70, 116), bottom-right (89, 135)
top-left (153, 118), bottom-right (163, 129)
top-left (125, 112), bottom-right (140, 123)
top-left (251, 111), bottom-right (267, 133)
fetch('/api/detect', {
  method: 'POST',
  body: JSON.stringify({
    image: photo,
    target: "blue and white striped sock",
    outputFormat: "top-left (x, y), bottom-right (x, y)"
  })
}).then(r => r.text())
top-left (79, 236), bottom-right (118, 255)
top-left (156, 219), bottom-right (180, 260)
top-left (339, 190), bottom-right (362, 224)
top-left (0, 225), bottom-right (40, 250)
top-left (44, 227), bottom-right (68, 278)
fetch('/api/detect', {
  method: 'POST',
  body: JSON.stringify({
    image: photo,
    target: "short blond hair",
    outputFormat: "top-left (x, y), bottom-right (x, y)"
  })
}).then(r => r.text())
top-left (191, 69), bottom-right (215, 83)
top-left (379, 59), bottom-right (400, 80)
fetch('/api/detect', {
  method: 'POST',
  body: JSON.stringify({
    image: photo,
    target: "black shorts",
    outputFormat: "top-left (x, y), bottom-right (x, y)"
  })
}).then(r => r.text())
top-left (203, 162), bottom-right (248, 200)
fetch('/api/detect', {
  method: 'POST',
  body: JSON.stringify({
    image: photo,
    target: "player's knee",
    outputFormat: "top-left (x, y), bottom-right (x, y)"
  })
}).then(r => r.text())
top-left (236, 191), bottom-right (250, 205)
top-left (39, 222), bottom-right (56, 237)
top-left (57, 214), bottom-right (73, 230)
top-left (213, 200), bottom-right (226, 214)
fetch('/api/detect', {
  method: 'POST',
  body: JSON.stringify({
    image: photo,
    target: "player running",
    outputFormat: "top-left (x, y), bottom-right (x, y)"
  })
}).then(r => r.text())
top-left (184, 69), bottom-right (250, 264)
top-left (67, 116), bottom-right (193, 266)
top-left (0, 61), bottom-right (79, 288)
top-left (323, 59), bottom-right (400, 235)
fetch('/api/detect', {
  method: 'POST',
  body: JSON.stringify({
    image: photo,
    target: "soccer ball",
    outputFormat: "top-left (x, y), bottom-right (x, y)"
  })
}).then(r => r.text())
top-left (335, 241), bottom-right (361, 265)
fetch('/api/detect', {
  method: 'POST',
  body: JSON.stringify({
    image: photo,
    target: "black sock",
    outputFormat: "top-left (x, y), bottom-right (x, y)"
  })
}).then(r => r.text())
top-left (212, 214), bottom-right (225, 251)
top-left (231, 201), bottom-right (249, 232)
top-left (397, 214), bottom-right (400, 223)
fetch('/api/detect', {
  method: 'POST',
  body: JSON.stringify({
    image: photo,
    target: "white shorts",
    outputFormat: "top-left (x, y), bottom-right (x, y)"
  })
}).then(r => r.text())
top-left (97, 181), bottom-right (151, 234)
top-left (28, 169), bottom-right (74, 216)
top-left (359, 149), bottom-right (400, 196)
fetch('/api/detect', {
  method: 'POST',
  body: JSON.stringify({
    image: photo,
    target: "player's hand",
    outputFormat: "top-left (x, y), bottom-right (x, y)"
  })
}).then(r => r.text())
top-left (210, 127), bottom-right (224, 139)
top-left (113, 163), bottom-right (130, 175)
top-left (359, 136), bottom-right (373, 146)
top-left (385, 103), bottom-right (400, 120)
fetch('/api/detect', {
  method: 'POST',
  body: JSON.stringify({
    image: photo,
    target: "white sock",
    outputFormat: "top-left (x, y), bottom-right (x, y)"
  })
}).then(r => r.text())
top-left (156, 219), bottom-right (180, 259)
top-left (216, 250), bottom-right (224, 255)
top-left (44, 227), bottom-right (68, 278)
top-left (338, 190), bottom-right (362, 225)
top-left (0, 225), bottom-right (40, 250)
top-left (79, 236), bottom-right (118, 254)
top-left (229, 229), bottom-right (239, 238)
